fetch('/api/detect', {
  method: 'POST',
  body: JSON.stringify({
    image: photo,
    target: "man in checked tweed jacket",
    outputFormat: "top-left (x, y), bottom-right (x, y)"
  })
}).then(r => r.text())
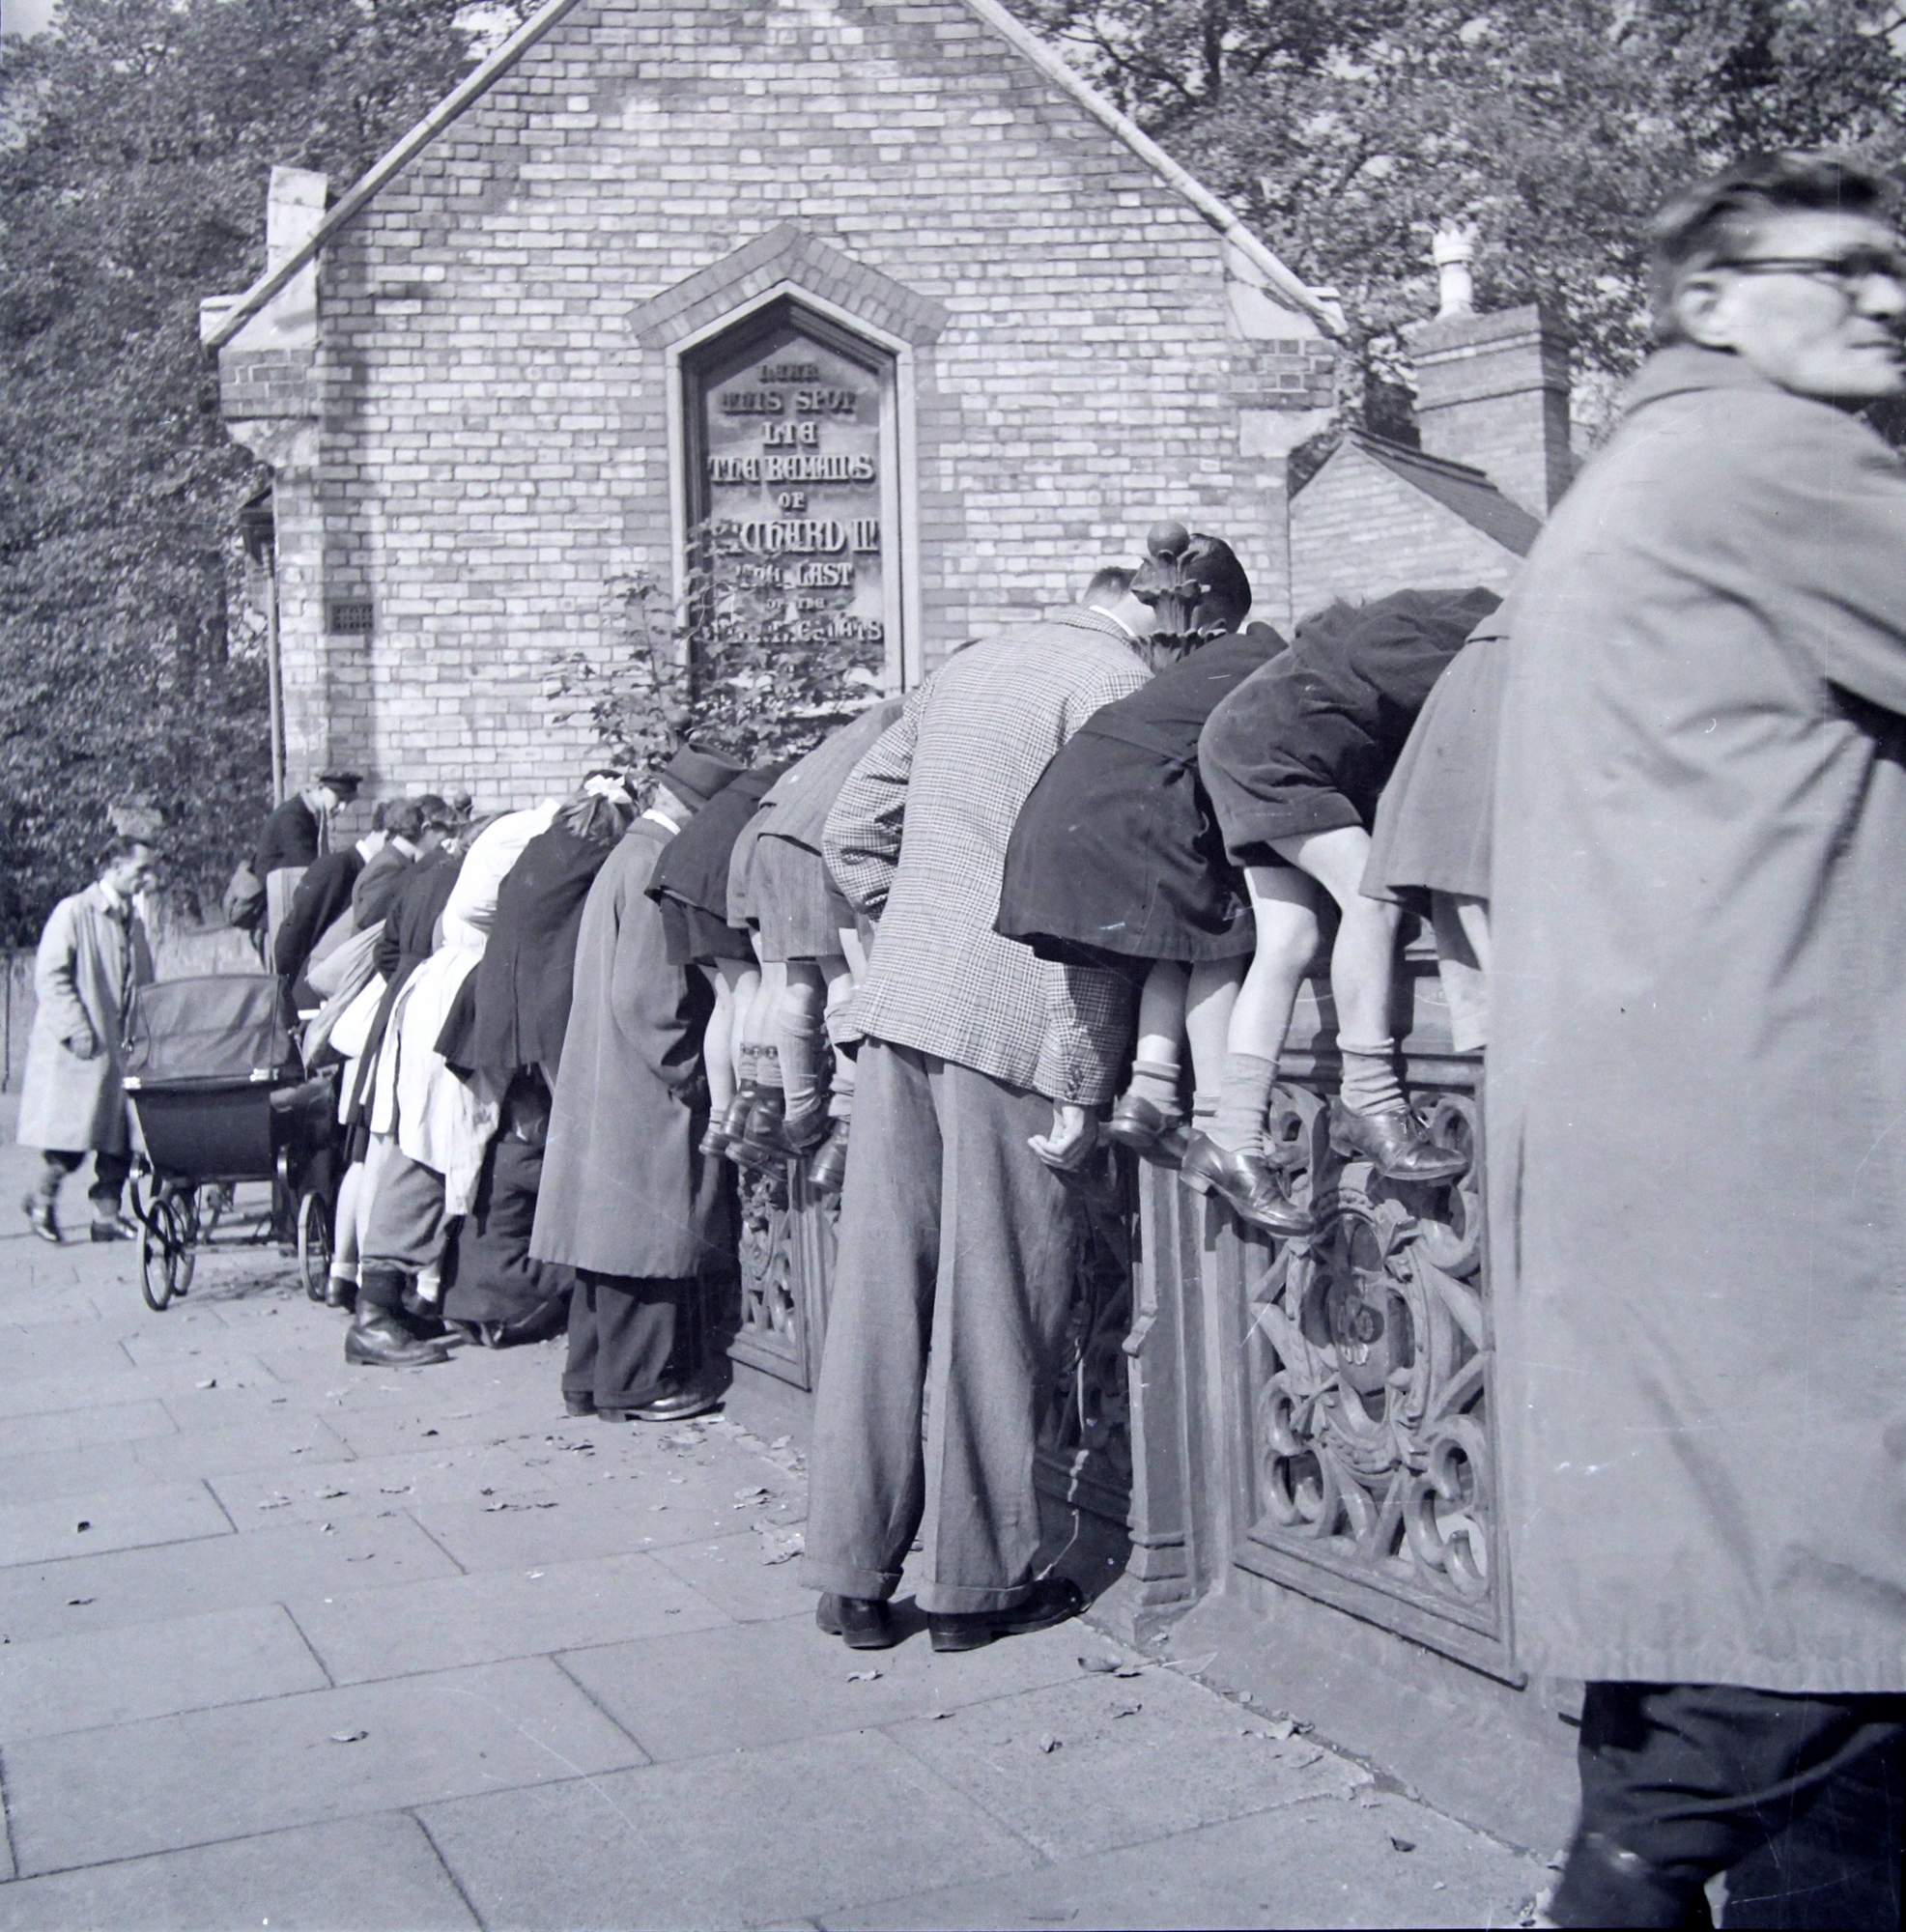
top-left (801, 582), bottom-right (1158, 1653)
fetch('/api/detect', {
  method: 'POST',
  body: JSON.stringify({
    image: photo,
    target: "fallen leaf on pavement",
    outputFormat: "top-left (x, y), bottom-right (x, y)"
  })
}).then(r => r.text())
top-left (328, 1730), bottom-right (368, 1745)
top-left (1264, 1717), bottom-right (1297, 1741)
top-left (65, 1597), bottom-right (93, 1607)
top-left (846, 1668), bottom-right (881, 1683)
top-left (1111, 1702), bottom-right (1142, 1719)
top-left (482, 1500), bottom-right (557, 1514)
top-left (318, 1488), bottom-right (350, 1500)
top-left (1038, 1735), bottom-right (1062, 1753)
top-left (1389, 1835), bottom-right (1416, 1854)
top-left (196, 1378), bottom-right (216, 1389)
top-left (74, 1521), bottom-right (91, 1533)
top-left (1077, 1655), bottom-right (1120, 1674)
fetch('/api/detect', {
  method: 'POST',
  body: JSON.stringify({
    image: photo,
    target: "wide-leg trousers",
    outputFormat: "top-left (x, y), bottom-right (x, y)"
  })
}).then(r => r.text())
top-left (1552, 1680), bottom-right (1905, 1928)
top-left (800, 1040), bottom-right (1082, 1615)
top-left (562, 1271), bottom-right (701, 1410)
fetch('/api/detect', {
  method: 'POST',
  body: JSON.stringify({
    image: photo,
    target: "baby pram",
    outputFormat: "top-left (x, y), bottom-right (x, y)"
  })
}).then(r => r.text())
top-left (122, 975), bottom-right (337, 1311)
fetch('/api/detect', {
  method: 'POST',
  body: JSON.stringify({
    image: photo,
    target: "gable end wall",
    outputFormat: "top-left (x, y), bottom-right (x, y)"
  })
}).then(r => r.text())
top-left (278, 0), bottom-right (1334, 801)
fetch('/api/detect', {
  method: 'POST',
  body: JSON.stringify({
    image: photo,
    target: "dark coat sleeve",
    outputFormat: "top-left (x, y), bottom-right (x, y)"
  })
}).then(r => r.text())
top-left (272, 851), bottom-right (359, 978)
top-left (612, 867), bottom-right (712, 1097)
top-left (254, 798), bottom-right (319, 876)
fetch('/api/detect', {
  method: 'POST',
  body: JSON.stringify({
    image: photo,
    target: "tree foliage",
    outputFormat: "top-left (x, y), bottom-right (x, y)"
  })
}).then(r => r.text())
top-left (0, 0), bottom-right (512, 942)
top-left (551, 530), bottom-right (889, 783)
top-left (1026, 0), bottom-right (1906, 432)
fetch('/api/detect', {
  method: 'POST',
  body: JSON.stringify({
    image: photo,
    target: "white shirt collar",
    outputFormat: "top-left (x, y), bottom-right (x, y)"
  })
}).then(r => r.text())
top-left (1095, 607), bottom-right (1141, 643)
top-left (641, 807), bottom-right (682, 836)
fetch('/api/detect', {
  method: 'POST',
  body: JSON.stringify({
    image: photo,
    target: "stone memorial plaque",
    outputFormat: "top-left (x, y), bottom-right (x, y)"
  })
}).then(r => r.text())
top-left (695, 320), bottom-right (892, 680)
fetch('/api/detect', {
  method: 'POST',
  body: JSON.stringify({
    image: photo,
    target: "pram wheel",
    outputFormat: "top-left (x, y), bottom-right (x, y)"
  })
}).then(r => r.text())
top-left (296, 1187), bottom-right (332, 1303)
top-left (139, 1195), bottom-right (192, 1312)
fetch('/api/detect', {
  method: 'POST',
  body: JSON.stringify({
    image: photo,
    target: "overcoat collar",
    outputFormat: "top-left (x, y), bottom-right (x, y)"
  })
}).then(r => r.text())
top-left (1621, 341), bottom-right (1848, 418)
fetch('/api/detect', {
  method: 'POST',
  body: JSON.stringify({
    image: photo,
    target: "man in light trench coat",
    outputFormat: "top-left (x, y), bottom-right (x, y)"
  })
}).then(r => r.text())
top-left (529, 746), bottom-right (745, 1423)
top-left (17, 836), bottom-right (156, 1243)
top-left (1489, 153), bottom-right (1906, 1927)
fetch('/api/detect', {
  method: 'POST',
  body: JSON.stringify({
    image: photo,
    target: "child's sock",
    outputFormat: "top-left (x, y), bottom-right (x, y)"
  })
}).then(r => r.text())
top-left (1338, 1037), bottom-right (1404, 1117)
top-left (752, 1044), bottom-right (784, 1099)
top-left (778, 1008), bottom-right (828, 1122)
top-left (1209, 1052), bottom-right (1278, 1156)
top-left (1125, 1055), bottom-right (1181, 1114)
top-left (827, 1049), bottom-right (857, 1122)
top-left (1190, 1089), bottom-right (1217, 1129)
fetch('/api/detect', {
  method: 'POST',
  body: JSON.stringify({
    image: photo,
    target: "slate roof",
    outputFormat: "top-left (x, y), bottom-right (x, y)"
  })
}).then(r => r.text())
top-left (1344, 431), bottom-right (1542, 556)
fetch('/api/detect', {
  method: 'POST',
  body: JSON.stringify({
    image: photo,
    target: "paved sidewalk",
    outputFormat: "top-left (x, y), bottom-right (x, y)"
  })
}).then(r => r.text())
top-left (0, 1101), bottom-right (1546, 1929)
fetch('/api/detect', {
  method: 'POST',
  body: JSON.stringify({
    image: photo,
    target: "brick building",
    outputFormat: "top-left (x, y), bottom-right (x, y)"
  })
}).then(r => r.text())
top-left (203, 0), bottom-right (1347, 804)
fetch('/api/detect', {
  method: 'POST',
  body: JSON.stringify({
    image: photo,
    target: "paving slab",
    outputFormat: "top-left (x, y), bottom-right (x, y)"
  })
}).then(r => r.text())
top-left (421, 1727), bottom-right (1041, 1932)
top-left (556, 1609), bottom-right (1087, 1762)
top-left (405, 1473), bottom-right (747, 1572)
top-left (0, 1417), bottom-right (357, 1506)
top-left (881, 1667), bottom-right (1369, 1861)
top-left (206, 1441), bottom-right (536, 1531)
top-left (821, 1794), bottom-right (1547, 1930)
top-left (0, 1368), bottom-right (213, 1424)
top-left (0, 1480), bottom-right (231, 1568)
top-left (0, 1511), bottom-right (462, 1643)
top-left (288, 1549), bottom-right (730, 1683)
top-left (652, 1529), bottom-right (816, 1622)
top-left (0, 1323), bottom-right (134, 1384)
top-left (0, 1398), bottom-right (176, 1457)
top-left (5, 1655), bottom-right (646, 1874)
top-left (0, 1602), bottom-right (329, 1741)
top-left (0, 1811), bottom-right (479, 1930)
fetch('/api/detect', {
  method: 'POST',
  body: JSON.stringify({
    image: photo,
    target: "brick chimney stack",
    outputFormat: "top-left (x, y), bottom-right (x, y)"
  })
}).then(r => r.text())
top-left (1405, 228), bottom-right (1573, 515)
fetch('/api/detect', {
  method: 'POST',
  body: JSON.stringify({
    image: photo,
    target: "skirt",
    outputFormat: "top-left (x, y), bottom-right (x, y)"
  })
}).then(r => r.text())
top-left (751, 834), bottom-right (856, 964)
top-left (1363, 634), bottom-right (1509, 914)
top-left (997, 727), bottom-right (1254, 972)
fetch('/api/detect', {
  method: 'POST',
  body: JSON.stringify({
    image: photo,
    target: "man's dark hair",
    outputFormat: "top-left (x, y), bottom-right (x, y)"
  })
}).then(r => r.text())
top-left (384, 800), bottom-right (426, 843)
top-left (1647, 152), bottom-right (1893, 341)
top-left (412, 793), bottom-right (451, 828)
top-left (1084, 565), bottom-right (1133, 605)
top-left (97, 834), bottom-right (153, 873)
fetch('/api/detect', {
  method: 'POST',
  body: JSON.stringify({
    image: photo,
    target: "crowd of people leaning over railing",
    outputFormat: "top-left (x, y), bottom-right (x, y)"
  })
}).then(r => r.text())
top-left (20, 149), bottom-right (1906, 1932)
top-left (248, 526), bottom-right (1495, 1407)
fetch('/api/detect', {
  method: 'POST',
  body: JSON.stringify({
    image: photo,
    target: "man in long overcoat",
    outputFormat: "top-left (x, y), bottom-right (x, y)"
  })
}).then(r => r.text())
top-left (1489, 154), bottom-right (1906, 1925)
top-left (17, 836), bottom-right (156, 1243)
top-left (530, 747), bottom-right (744, 1422)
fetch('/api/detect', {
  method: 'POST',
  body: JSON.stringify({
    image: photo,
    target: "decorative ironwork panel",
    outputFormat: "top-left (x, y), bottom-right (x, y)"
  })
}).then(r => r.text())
top-left (1231, 1078), bottom-right (1515, 1679)
top-left (1036, 1160), bottom-right (1138, 1527)
top-left (725, 1160), bottom-right (811, 1386)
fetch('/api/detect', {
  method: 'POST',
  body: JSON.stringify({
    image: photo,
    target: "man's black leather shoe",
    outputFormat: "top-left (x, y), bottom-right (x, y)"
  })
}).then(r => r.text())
top-left (89, 1214), bottom-right (137, 1242)
top-left (345, 1308), bottom-right (452, 1368)
top-left (324, 1273), bottom-right (357, 1312)
top-left (928, 1577), bottom-right (1085, 1654)
top-left (815, 1594), bottom-right (897, 1649)
top-left (626, 1384), bottom-right (722, 1423)
top-left (21, 1196), bottom-right (61, 1245)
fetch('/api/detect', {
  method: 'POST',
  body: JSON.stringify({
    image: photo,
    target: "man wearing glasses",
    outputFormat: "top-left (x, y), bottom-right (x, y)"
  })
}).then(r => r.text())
top-left (1489, 154), bottom-right (1906, 1926)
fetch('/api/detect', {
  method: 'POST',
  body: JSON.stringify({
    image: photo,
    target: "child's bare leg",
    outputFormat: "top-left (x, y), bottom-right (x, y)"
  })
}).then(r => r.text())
top-left (1209, 867), bottom-right (1322, 1156)
top-left (698, 965), bottom-right (736, 1114)
top-left (824, 932), bottom-right (862, 1126)
top-left (1128, 958), bottom-right (1187, 1111)
top-left (727, 955), bottom-right (763, 1094)
top-left (1269, 825), bottom-right (1397, 1053)
top-left (1273, 826), bottom-right (1465, 1179)
top-left (1184, 955), bottom-right (1245, 1126)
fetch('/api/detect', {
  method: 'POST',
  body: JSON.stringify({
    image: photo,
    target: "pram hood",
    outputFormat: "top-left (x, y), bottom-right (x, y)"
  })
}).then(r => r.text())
top-left (123, 975), bottom-right (295, 1089)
